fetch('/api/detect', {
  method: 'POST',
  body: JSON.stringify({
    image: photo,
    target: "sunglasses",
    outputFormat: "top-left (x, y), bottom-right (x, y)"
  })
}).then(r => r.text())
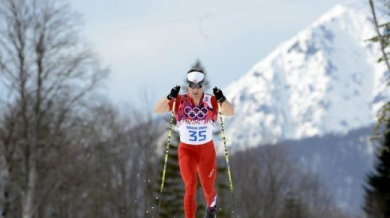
top-left (187, 80), bottom-right (204, 89)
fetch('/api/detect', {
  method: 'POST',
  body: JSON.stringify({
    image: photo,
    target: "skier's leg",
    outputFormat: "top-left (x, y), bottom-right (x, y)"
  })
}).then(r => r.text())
top-left (197, 141), bottom-right (217, 208)
top-left (179, 143), bottom-right (199, 218)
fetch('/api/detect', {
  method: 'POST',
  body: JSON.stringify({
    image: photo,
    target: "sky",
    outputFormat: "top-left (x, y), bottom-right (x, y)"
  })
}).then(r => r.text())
top-left (68, 0), bottom-right (353, 110)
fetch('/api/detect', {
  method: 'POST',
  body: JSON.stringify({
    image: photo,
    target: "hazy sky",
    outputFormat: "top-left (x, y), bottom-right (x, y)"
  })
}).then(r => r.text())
top-left (68, 0), bottom-right (353, 109)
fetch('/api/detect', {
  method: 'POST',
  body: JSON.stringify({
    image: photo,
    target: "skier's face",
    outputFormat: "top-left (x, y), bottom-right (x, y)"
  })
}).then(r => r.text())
top-left (188, 85), bottom-right (203, 100)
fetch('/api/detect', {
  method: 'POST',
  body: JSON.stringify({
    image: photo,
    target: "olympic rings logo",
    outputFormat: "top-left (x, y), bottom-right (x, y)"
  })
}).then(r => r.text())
top-left (184, 106), bottom-right (209, 119)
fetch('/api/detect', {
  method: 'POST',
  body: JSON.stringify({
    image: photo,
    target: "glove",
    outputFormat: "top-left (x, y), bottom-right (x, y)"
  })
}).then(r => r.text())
top-left (167, 85), bottom-right (180, 100)
top-left (213, 86), bottom-right (226, 103)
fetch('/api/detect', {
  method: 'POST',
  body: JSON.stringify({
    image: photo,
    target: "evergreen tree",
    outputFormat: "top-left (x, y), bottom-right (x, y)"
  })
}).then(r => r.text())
top-left (365, 2), bottom-right (390, 216)
top-left (364, 121), bottom-right (390, 218)
top-left (367, 0), bottom-right (390, 135)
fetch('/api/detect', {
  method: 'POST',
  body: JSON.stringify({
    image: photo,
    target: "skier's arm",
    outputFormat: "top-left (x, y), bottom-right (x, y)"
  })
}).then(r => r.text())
top-left (213, 87), bottom-right (234, 116)
top-left (154, 85), bottom-right (180, 114)
top-left (219, 100), bottom-right (235, 116)
top-left (154, 97), bottom-right (171, 114)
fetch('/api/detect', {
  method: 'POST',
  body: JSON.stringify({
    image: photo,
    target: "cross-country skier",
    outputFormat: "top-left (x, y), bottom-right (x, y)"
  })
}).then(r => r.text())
top-left (154, 69), bottom-right (235, 218)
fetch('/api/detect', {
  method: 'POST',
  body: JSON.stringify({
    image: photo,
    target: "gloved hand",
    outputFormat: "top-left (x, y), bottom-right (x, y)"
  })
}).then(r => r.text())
top-left (167, 85), bottom-right (181, 100)
top-left (213, 86), bottom-right (226, 103)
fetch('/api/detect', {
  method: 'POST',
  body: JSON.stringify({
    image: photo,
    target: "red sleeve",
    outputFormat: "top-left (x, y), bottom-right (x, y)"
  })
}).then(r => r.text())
top-left (211, 96), bottom-right (219, 112)
top-left (168, 95), bottom-right (181, 112)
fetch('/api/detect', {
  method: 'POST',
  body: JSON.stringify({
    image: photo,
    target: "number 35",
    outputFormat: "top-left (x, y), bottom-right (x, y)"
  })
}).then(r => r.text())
top-left (189, 130), bottom-right (206, 142)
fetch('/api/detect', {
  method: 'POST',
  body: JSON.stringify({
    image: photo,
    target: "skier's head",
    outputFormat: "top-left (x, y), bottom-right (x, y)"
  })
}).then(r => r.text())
top-left (187, 68), bottom-right (204, 99)
top-left (187, 69), bottom-right (204, 89)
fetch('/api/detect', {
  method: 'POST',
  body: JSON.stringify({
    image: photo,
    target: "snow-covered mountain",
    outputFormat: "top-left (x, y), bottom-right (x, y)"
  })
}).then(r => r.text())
top-left (222, 0), bottom-right (390, 150)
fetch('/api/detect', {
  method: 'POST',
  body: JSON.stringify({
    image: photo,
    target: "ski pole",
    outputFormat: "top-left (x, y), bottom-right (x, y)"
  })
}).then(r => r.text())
top-left (218, 107), bottom-right (239, 218)
top-left (156, 100), bottom-right (176, 218)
